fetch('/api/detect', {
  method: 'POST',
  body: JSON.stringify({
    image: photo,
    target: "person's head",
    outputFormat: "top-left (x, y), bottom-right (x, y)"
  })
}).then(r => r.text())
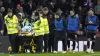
top-left (20, 0), bottom-right (24, 4)
top-left (39, 11), bottom-right (43, 17)
top-left (31, 11), bottom-right (36, 18)
top-left (70, 10), bottom-right (75, 16)
top-left (54, 12), bottom-right (61, 19)
top-left (34, 12), bottom-right (39, 19)
top-left (97, 0), bottom-right (100, 5)
top-left (8, 0), bottom-right (11, 3)
top-left (0, 0), bottom-right (3, 6)
top-left (88, 9), bottom-right (94, 16)
top-left (79, 6), bottom-right (82, 11)
top-left (19, 7), bottom-right (23, 12)
top-left (37, 5), bottom-right (43, 11)
top-left (0, 7), bottom-right (5, 13)
top-left (17, 13), bottom-right (22, 20)
top-left (43, 7), bottom-right (49, 15)
top-left (28, 0), bottom-right (32, 5)
top-left (89, 0), bottom-right (92, 3)
top-left (8, 9), bottom-right (13, 17)
top-left (56, 8), bottom-right (62, 15)
top-left (17, 4), bottom-right (21, 9)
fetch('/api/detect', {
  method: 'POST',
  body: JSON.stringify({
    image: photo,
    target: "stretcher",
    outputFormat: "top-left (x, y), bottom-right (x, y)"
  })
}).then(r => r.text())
top-left (18, 25), bottom-right (36, 53)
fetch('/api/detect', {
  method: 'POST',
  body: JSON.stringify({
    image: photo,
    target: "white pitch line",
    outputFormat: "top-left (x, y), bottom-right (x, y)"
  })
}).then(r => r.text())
top-left (84, 54), bottom-right (100, 56)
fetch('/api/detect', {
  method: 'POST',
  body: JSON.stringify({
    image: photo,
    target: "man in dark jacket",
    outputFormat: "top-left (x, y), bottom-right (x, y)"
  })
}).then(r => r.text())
top-left (43, 7), bottom-right (55, 53)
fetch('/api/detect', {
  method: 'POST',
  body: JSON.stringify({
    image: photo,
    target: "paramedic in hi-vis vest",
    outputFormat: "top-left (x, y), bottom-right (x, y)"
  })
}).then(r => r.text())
top-left (4, 9), bottom-right (18, 54)
top-left (40, 11), bottom-right (49, 53)
top-left (32, 12), bottom-right (44, 53)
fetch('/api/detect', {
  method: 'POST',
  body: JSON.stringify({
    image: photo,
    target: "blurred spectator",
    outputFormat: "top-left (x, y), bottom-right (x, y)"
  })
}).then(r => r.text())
top-left (19, 0), bottom-right (25, 8)
top-left (88, 0), bottom-right (94, 9)
top-left (78, 6), bottom-right (85, 30)
top-left (62, 10), bottom-right (69, 19)
top-left (95, 0), bottom-right (100, 16)
top-left (56, 8), bottom-right (63, 15)
top-left (4, 0), bottom-right (15, 9)
top-left (25, 0), bottom-right (36, 16)
top-left (0, 7), bottom-right (5, 35)
top-left (14, 4), bottom-right (21, 15)
top-left (46, 2), bottom-right (54, 11)
top-left (38, 0), bottom-right (47, 6)
top-left (3, 0), bottom-right (15, 17)
top-left (14, 4), bottom-right (25, 17)
top-left (0, 0), bottom-right (3, 8)
top-left (83, 0), bottom-right (88, 7)
top-left (95, 0), bottom-right (100, 30)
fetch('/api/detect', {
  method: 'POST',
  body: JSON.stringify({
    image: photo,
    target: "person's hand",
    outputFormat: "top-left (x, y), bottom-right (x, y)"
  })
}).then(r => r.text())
top-left (0, 30), bottom-right (4, 35)
top-left (88, 21), bottom-right (93, 24)
top-left (79, 24), bottom-right (82, 29)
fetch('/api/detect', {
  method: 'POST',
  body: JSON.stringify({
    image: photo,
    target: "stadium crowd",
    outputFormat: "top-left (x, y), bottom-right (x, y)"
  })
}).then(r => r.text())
top-left (0, 0), bottom-right (100, 54)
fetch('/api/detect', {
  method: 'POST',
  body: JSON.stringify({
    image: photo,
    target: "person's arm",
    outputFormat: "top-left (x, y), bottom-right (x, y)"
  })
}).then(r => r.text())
top-left (96, 16), bottom-right (99, 27)
top-left (85, 16), bottom-right (99, 26)
top-left (77, 17), bottom-right (81, 30)
top-left (64, 16), bottom-right (69, 31)
top-left (63, 18), bottom-right (67, 31)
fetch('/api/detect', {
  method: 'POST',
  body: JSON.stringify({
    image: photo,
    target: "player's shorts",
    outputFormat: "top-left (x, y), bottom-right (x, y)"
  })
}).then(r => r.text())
top-left (55, 31), bottom-right (66, 40)
top-left (86, 30), bottom-right (96, 40)
top-left (67, 30), bottom-right (77, 40)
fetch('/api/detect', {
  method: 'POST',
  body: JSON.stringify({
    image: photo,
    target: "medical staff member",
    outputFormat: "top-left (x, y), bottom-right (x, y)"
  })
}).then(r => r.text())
top-left (32, 12), bottom-right (44, 53)
top-left (4, 9), bottom-right (18, 53)
top-left (85, 9), bottom-right (99, 53)
top-left (17, 13), bottom-right (29, 31)
top-left (40, 11), bottom-right (49, 53)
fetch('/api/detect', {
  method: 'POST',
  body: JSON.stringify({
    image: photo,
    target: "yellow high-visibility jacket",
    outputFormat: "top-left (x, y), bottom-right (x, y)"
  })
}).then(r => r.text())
top-left (4, 15), bottom-right (18, 34)
top-left (32, 17), bottom-right (44, 36)
top-left (42, 17), bottom-right (49, 35)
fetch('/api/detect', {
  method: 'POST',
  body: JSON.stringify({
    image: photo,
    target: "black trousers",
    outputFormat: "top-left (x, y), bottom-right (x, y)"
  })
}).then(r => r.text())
top-left (34, 35), bottom-right (43, 53)
top-left (8, 33), bottom-right (18, 53)
top-left (54, 31), bottom-right (67, 51)
top-left (86, 31), bottom-right (96, 40)
top-left (48, 32), bottom-right (55, 52)
top-left (67, 31), bottom-right (77, 40)
top-left (43, 34), bottom-right (49, 52)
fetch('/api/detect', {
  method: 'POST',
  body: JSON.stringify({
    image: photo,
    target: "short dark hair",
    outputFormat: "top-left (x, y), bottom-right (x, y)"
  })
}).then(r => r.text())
top-left (35, 12), bottom-right (39, 16)
top-left (43, 7), bottom-right (48, 11)
top-left (8, 8), bottom-right (12, 13)
top-left (89, 8), bottom-right (94, 12)
top-left (55, 12), bottom-right (61, 16)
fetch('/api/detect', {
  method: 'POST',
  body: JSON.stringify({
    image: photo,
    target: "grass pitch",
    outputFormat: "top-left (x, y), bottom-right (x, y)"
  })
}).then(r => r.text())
top-left (1, 52), bottom-right (100, 56)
